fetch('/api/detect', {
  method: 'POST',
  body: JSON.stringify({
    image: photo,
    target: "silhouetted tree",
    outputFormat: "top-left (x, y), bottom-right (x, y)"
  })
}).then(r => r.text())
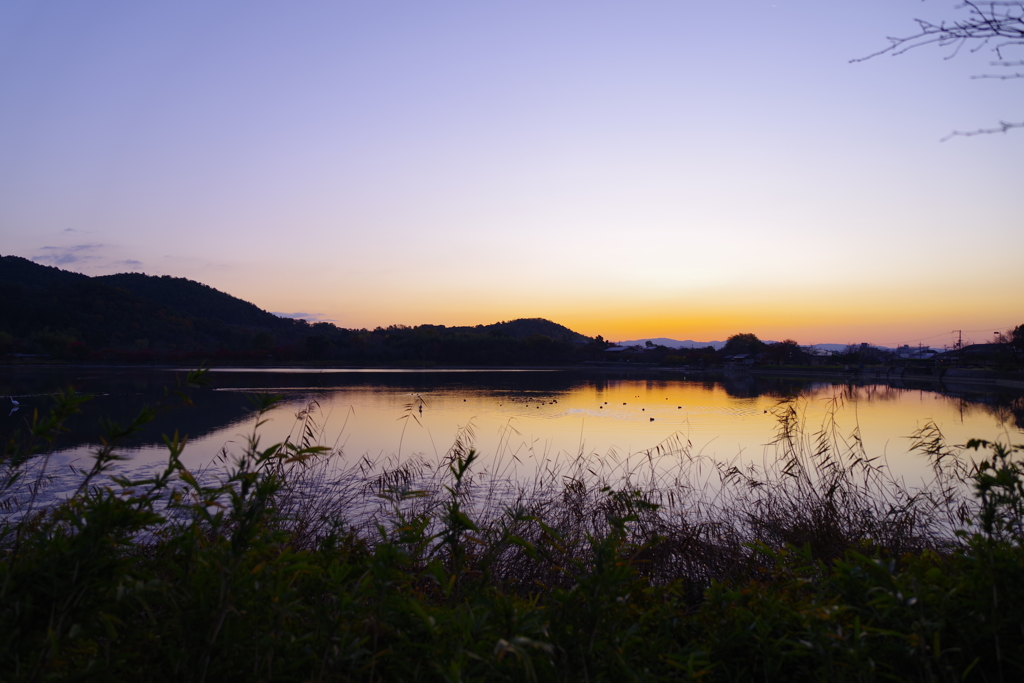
top-left (1012, 324), bottom-right (1024, 354)
top-left (722, 333), bottom-right (765, 356)
top-left (764, 339), bottom-right (802, 365)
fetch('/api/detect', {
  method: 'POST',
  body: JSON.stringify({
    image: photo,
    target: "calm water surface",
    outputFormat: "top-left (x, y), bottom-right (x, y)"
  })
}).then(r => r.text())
top-left (2, 367), bottom-right (1022, 491)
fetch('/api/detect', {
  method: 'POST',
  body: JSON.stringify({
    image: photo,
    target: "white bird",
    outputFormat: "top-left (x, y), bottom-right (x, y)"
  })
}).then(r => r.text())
top-left (9, 396), bottom-right (19, 406)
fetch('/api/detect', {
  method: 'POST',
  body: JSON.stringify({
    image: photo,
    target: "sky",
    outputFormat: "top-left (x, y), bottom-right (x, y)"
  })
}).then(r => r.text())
top-left (1, 0), bottom-right (1021, 348)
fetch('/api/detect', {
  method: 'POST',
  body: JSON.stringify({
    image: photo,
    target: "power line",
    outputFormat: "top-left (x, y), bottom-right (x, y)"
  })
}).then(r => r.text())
top-left (961, 326), bottom-right (1014, 335)
top-left (876, 331), bottom-right (955, 347)
top-left (878, 323), bottom-right (1017, 348)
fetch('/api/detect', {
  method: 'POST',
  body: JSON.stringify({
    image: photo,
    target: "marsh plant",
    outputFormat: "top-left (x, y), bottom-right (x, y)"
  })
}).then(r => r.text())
top-left (2, 374), bottom-right (1024, 681)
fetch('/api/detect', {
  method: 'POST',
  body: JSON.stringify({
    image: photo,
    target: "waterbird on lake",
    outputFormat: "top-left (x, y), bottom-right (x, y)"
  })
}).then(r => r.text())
top-left (9, 396), bottom-right (19, 406)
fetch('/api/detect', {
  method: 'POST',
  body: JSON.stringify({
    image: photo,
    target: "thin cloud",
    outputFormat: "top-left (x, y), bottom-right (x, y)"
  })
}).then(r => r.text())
top-left (115, 259), bottom-right (143, 268)
top-left (272, 311), bottom-right (335, 323)
top-left (32, 244), bottom-right (105, 266)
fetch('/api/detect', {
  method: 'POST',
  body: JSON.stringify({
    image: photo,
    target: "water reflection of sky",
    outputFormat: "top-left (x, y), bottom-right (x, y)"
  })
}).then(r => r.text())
top-left (2, 368), bottom-right (1022, 492)
top-left (257, 381), bottom-right (1020, 488)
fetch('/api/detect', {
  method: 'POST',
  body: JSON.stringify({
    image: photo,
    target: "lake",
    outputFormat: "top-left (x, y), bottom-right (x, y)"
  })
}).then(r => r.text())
top-left (3, 366), bottom-right (1022, 501)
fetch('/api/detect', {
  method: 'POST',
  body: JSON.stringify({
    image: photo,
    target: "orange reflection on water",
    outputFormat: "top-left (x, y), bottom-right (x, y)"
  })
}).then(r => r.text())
top-left (217, 378), bottom-right (1022, 487)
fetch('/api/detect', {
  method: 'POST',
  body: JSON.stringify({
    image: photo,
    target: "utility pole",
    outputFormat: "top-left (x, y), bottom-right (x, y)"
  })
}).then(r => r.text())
top-left (953, 330), bottom-right (962, 350)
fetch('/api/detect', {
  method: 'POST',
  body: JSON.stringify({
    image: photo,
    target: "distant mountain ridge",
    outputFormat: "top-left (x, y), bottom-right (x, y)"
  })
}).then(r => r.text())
top-left (613, 338), bottom-right (732, 351)
top-left (613, 338), bottom-right (905, 353)
top-left (9, 255), bottom-right (921, 363)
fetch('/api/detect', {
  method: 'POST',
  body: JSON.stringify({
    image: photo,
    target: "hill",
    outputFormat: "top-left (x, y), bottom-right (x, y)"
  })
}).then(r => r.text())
top-left (443, 318), bottom-right (591, 343)
top-left (97, 272), bottom-right (287, 330)
top-left (0, 256), bottom-right (300, 359)
top-left (0, 256), bottom-right (598, 365)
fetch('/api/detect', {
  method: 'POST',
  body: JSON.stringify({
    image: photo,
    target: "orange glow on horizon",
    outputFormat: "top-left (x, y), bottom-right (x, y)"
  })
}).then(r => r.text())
top-left (231, 263), bottom-right (1022, 349)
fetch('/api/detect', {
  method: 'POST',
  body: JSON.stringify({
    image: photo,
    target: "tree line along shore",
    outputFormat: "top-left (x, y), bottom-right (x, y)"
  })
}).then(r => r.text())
top-left (4, 257), bottom-right (1022, 372)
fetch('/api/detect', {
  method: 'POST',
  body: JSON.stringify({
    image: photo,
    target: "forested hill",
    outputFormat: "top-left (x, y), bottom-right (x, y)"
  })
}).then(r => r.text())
top-left (443, 318), bottom-right (591, 343)
top-left (0, 256), bottom-right (600, 364)
top-left (96, 272), bottom-right (285, 329)
top-left (0, 255), bottom-right (297, 360)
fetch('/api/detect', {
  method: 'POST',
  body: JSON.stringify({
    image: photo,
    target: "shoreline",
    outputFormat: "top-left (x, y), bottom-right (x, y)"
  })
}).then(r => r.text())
top-left (4, 361), bottom-right (1024, 391)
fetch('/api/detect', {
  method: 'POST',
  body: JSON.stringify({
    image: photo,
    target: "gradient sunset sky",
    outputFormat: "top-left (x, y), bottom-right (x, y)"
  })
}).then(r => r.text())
top-left (1, 1), bottom-right (1020, 348)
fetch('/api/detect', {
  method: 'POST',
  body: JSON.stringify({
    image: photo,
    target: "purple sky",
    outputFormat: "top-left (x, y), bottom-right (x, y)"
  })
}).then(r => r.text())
top-left (1, 1), bottom-right (1021, 346)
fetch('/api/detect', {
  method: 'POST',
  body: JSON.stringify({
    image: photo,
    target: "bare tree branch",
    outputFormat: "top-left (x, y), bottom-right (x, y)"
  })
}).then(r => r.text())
top-left (972, 72), bottom-right (1024, 78)
top-left (854, 2), bottom-right (1023, 138)
top-left (941, 120), bottom-right (1024, 141)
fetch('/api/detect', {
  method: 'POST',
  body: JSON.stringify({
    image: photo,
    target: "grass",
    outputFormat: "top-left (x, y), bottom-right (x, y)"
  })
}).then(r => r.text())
top-left (2, 369), bottom-right (1024, 681)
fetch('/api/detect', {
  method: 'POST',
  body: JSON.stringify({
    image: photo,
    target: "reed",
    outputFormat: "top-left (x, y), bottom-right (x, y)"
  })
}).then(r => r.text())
top-left (269, 393), bottom-right (968, 589)
top-left (2, 378), bottom-right (1023, 681)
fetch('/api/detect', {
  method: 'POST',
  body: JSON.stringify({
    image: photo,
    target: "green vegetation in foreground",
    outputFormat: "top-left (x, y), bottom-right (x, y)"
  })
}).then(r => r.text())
top-left (3, 371), bottom-right (1024, 681)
